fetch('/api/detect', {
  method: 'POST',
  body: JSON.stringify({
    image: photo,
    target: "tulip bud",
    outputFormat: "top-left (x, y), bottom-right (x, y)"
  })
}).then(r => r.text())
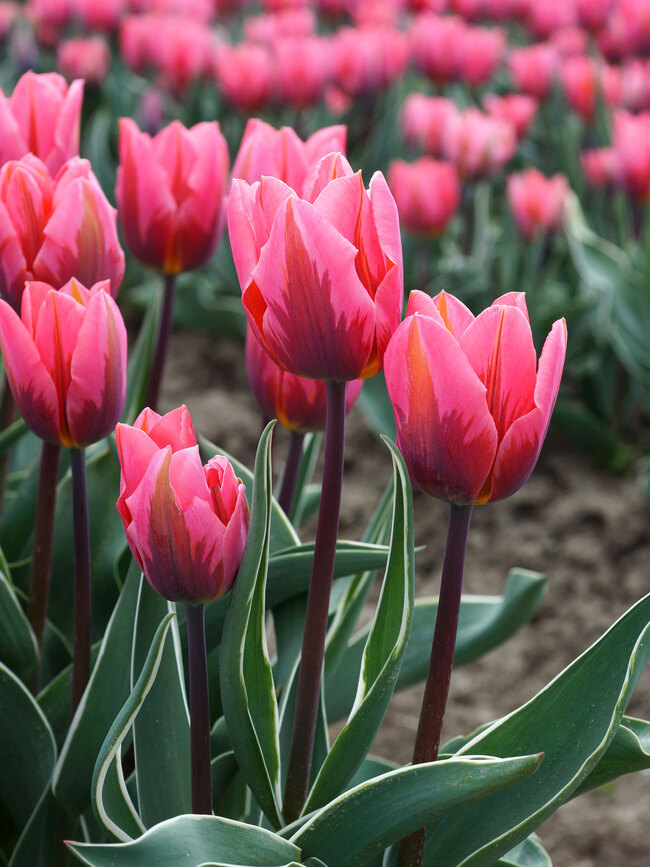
top-left (115, 406), bottom-right (250, 605)
top-left (0, 278), bottom-right (127, 448)
top-left (384, 291), bottom-right (567, 505)
top-left (507, 168), bottom-right (570, 238)
top-left (388, 158), bottom-right (460, 236)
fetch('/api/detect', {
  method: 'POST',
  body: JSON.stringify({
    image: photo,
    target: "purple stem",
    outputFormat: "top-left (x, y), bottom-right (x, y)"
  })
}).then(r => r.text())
top-left (277, 430), bottom-right (304, 518)
top-left (145, 272), bottom-right (177, 412)
top-left (70, 447), bottom-right (91, 716)
top-left (397, 502), bottom-right (473, 867)
top-left (282, 380), bottom-right (347, 823)
top-left (185, 603), bottom-right (212, 814)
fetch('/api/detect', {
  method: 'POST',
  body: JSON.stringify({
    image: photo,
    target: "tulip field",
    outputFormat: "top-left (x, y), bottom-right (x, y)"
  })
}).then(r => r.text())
top-left (0, 1), bottom-right (650, 866)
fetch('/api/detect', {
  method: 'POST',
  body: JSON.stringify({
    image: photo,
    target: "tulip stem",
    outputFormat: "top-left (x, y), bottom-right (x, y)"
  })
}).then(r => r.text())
top-left (185, 603), bottom-right (212, 815)
top-left (283, 380), bottom-right (346, 824)
top-left (145, 273), bottom-right (177, 412)
top-left (70, 447), bottom-right (92, 716)
top-left (277, 431), bottom-right (304, 517)
top-left (28, 441), bottom-right (61, 683)
top-left (397, 502), bottom-right (473, 867)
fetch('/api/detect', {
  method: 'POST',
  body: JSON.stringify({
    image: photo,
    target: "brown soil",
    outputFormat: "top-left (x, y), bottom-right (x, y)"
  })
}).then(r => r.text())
top-left (162, 330), bottom-right (650, 867)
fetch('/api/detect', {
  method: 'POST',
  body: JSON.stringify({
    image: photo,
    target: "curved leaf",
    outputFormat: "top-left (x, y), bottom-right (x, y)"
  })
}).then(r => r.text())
top-left (92, 612), bottom-right (176, 842)
top-left (572, 715), bottom-right (650, 796)
top-left (219, 422), bottom-right (283, 828)
top-left (496, 834), bottom-right (552, 866)
top-left (0, 567), bottom-right (37, 681)
top-left (422, 592), bottom-right (650, 866)
top-left (292, 754), bottom-right (542, 867)
top-left (7, 786), bottom-right (67, 867)
top-left (303, 437), bottom-right (414, 812)
top-left (66, 815), bottom-right (301, 867)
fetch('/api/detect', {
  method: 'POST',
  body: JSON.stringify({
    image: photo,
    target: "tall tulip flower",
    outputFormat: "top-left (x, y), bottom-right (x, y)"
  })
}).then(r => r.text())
top-left (116, 118), bottom-right (229, 411)
top-left (388, 290), bottom-right (566, 867)
top-left (0, 155), bottom-right (125, 311)
top-left (116, 405), bottom-right (250, 815)
top-left (230, 152), bottom-right (402, 821)
top-left (0, 71), bottom-right (83, 175)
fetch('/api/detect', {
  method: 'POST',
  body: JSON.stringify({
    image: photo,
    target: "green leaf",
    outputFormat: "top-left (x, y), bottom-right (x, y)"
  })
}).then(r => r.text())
top-left (66, 816), bottom-right (301, 867)
top-left (122, 288), bottom-right (162, 423)
top-left (52, 564), bottom-right (141, 815)
top-left (495, 834), bottom-right (552, 866)
top-left (422, 592), bottom-right (650, 866)
top-left (0, 664), bottom-right (56, 830)
top-left (0, 567), bottom-right (38, 681)
top-left (291, 755), bottom-right (542, 867)
top-left (289, 432), bottom-right (321, 527)
top-left (92, 612), bottom-right (176, 842)
top-left (572, 716), bottom-right (650, 796)
top-left (357, 371), bottom-right (396, 439)
top-left (131, 578), bottom-right (191, 827)
top-left (219, 422), bottom-right (283, 828)
top-left (7, 786), bottom-right (68, 867)
top-left (303, 437), bottom-right (414, 813)
top-left (0, 418), bottom-right (28, 457)
top-left (325, 569), bottom-right (547, 722)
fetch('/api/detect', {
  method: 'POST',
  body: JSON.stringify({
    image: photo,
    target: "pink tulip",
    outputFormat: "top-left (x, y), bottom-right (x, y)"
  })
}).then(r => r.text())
top-left (384, 290), bottom-right (567, 504)
top-left (442, 108), bottom-right (516, 178)
top-left (411, 14), bottom-right (466, 82)
top-left (246, 329), bottom-right (363, 433)
top-left (0, 278), bottom-right (126, 447)
top-left (507, 168), bottom-right (570, 238)
top-left (231, 118), bottom-right (347, 194)
top-left (482, 93), bottom-right (538, 140)
top-left (581, 147), bottom-right (620, 189)
top-left (388, 158), bottom-right (460, 236)
top-left (576, 0), bottom-right (613, 32)
top-left (0, 155), bottom-right (125, 311)
top-left (116, 118), bottom-right (229, 274)
top-left (0, 71), bottom-right (83, 175)
top-left (271, 35), bottom-right (333, 108)
top-left (332, 25), bottom-right (409, 96)
top-left (400, 94), bottom-right (459, 156)
top-left (229, 152), bottom-right (403, 382)
top-left (57, 36), bottom-right (111, 85)
top-left (456, 26), bottom-right (506, 86)
top-left (508, 44), bottom-right (558, 99)
top-left (213, 41), bottom-right (275, 112)
top-left (115, 405), bottom-right (250, 605)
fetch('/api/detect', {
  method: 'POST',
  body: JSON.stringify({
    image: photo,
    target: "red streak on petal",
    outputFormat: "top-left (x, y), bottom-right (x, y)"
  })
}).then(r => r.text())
top-left (482, 305), bottom-right (506, 435)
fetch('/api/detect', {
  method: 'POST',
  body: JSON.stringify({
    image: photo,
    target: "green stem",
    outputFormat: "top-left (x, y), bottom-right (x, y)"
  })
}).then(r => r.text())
top-left (397, 502), bottom-right (473, 867)
top-left (185, 603), bottom-right (212, 814)
top-left (282, 380), bottom-right (347, 823)
top-left (70, 447), bottom-right (91, 716)
top-left (145, 272), bottom-right (177, 412)
top-left (28, 441), bottom-right (61, 684)
top-left (277, 430), bottom-right (304, 517)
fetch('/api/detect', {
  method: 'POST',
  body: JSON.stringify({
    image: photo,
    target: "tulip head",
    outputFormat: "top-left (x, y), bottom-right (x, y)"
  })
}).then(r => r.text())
top-left (384, 291), bottom-right (567, 505)
top-left (507, 168), bottom-right (570, 238)
top-left (116, 118), bottom-right (229, 275)
top-left (116, 406), bottom-right (250, 605)
top-left (229, 154), bottom-right (403, 383)
top-left (388, 158), bottom-right (460, 236)
top-left (0, 278), bottom-right (127, 448)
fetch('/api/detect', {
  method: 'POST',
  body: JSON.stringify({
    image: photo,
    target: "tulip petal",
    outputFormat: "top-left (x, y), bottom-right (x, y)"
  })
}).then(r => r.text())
top-left (432, 291), bottom-right (475, 338)
top-left (66, 290), bottom-right (126, 447)
top-left (219, 483), bottom-right (250, 591)
top-left (0, 199), bottom-right (27, 309)
top-left (0, 91), bottom-right (27, 165)
top-left (302, 152), bottom-right (354, 203)
top-left (168, 445), bottom-right (212, 511)
top-left (49, 79), bottom-right (83, 175)
top-left (492, 291), bottom-right (529, 319)
top-left (487, 318), bottom-right (567, 502)
top-left (247, 196), bottom-right (375, 380)
top-left (147, 405), bottom-right (197, 451)
top-left (115, 423), bottom-right (161, 522)
top-left (368, 170), bottom-right (403, 275)
top-left (0, 298), bottom-right (60, 442)
top-left (460, 304), bottom-right (537, 444)
top-left (366, 263), bottom-right (403, 377)
top-left (385, 314), bottom-right (498, 504)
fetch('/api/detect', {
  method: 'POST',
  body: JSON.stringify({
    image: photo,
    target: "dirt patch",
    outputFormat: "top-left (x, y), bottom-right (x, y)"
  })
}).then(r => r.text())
top-left (162, 330), bottom-right (650, 866)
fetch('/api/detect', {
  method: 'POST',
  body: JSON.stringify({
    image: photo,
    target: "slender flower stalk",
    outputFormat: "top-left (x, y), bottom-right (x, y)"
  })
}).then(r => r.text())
top-left (283, 380), bottom-right (347, 823)
top-left (28, 441), bottom-right (61, 666)
top-left (277, 430), bottom-right (304, 517)
top-left (397, 504), bottom-right (473, 867)
top-left (185, 603), bottom-right (212, 815)
top-left (70, 447), bottom-right (91, 715)
top-left (145, 273), bottom-right (177, 412)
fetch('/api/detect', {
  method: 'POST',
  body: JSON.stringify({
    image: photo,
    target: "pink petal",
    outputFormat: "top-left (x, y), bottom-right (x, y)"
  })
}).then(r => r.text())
top-left (432, 291), bottom-right (475, 339)
top-left (304, 125), bottom-right (347, 168)
top-left (115, 423), bottom-right (160, 522)
top-left (368, 171), bottom-right (402, 275)
top-left (302, 152), bottom-right (354, 203)
top-left (492, 291), bottom-right (529, 319)
top-left (384, 314), bottom-right (498, 504)
top-left (147, 404), bottom-right (197, 451)
top-left (0, 91), bottom-right (27, 165)
top-left (168, 445), bottom-right (212, 511)
top-left (0, 199), bottom-right (28, 310)
top-left (48, 78), bottom-right (83, 174)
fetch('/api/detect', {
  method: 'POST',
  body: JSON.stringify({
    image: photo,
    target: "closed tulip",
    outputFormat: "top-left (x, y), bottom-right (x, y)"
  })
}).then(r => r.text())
top-left (388, 158), bottom-right (460, 236)
top-left (229, 152), bottom-right (403, 382)
top-left (0, 278), bottom-right (127, 448)
top-left (507, 168), bottom-right (569, 238)
top-left (0, 71), bottom-right (83, 175)
top-left (384, 290), bottom-right (567, 505)
top-left (246, 329), bottom-right (363, 433)
top-left (0, 155), bottom-right (125, 311)
top-left (116, 118), bottom-right (229, 275)
top-left (115, 406), bottom-right (250, 604)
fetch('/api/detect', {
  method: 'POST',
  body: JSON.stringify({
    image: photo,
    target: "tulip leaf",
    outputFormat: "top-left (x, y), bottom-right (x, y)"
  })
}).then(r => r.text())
top-left (6, 785), bottom-right (68, 867)
top-left (92, 612), bottom-right (176, 842)
top-left (421, 592), bottom-right (650, 866)
top-left (37, 642), bottom-right (101, 750)
top-left (0, 663), bottom-right (56, 830)
top-left (303, 437), bottom-right (414, 813)
top-left (52, 563), bottom-right (141, 815)
top-left (219, 421), bottom-right (283, 828)
top-left (288, 432), bottom-right (321, 527)
top-left (571, 715), bottom-right (650, 796)
top-left (66, 815), bottom-right (301, 867)
top-left (0, 566), bottom-right (38, 681)
top-left (131, 578), bottom-right (191, 827)
top-left (496, 834), bottom-right (552, 866)
top-left (291, 754), bottom-right (542, 867)
top-left (325, 568), bottom-right (547, 722)
top-left (0, 417), bottom-right (28, 456)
